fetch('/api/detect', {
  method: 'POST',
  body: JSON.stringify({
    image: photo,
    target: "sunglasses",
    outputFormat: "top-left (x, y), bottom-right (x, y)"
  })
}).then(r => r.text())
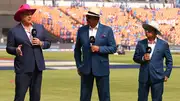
top-left (22, 11), bottom-right (34, 16)
top-left (86, 15), bottom-right (99, 20)
top-left (144, 29), bottom-right (155, 33)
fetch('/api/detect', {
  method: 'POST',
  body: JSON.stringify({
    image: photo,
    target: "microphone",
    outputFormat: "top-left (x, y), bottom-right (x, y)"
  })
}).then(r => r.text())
top-left (145, 47), bottom-right (151, 62)
top-left (31, 29), bottom-right (37, 38)
top-left (90, 36), bottom-right (95, 46)
top-left (31, 29), bottom-right (37, 46)
top-left (146, 47), bottom-right (152, 54)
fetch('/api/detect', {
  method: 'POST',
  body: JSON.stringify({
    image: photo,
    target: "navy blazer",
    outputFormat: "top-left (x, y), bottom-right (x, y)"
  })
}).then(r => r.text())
top-left (6, 23), bottom-right (51, 73)
top-left (74, 23), bottom-right (117, 76)
top-left (133, 38), bottom-right (173, 84)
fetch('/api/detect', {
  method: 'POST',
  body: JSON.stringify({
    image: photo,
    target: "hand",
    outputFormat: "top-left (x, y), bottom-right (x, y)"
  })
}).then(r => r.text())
top-left (143, 53), bottom-right (150, 61)
top-left (32, 38), bottom-right (43, 46)
top-left (77, 69), bottom-right (82, 76)
top-left (16, 44), bottom-right (23, 56)
top-left (91, 45), bottom-right (99, 52)
top-left (164, 76), bottom-right (168, 82)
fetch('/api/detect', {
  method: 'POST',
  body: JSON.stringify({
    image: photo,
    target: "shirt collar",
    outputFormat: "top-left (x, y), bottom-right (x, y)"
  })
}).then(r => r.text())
top-left (148, 38), bottom-right (157, 44)
top-left (89, 23), bottom-right (99, 30)
top-left (21, 23), bottom-right (33, 33)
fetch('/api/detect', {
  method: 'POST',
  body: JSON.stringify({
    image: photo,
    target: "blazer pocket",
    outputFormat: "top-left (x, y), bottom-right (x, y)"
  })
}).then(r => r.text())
top-left (100, 60), bottom-right (108, 62)
top-left (100, 34), bottom-right (107, 38)
top-left (155, 68), bottom-right (164, 73)
top-left (155, 49), bottom-right (160, 53)
top-left (100, 60), bottom-right (109, 68)
top-left (98, 37), bottom-right (108, 44)
top-left (78, 64), bottom-right (84, 69)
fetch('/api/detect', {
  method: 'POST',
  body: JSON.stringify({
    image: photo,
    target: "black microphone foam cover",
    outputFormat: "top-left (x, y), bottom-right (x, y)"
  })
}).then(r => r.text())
top-left (32, 29), bottom-right (37, 38)
top-left (146, 47), bottom-right (152, 53)
top-left (90, 36), bottom-right (95, 44)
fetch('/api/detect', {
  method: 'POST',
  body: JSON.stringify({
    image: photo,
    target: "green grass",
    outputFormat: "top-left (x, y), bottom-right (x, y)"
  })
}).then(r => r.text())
top-left (0, 69), bottom-right (180, 101)
top-left (1, 50), bottom-right (180, 66)
top-left (0, 50), bottom-right (180, 100)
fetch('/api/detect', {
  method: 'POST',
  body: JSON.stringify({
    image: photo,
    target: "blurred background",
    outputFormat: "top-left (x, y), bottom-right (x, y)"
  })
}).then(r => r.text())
top-left (0, 0), bottom-right (180, 52)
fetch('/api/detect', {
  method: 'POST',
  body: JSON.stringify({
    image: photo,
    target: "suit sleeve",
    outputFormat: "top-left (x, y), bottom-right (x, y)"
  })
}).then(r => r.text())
top-left (74, 29), bottom-right (82, 68)
top-left (6, 29), bottom-right (17, 56)
top-left (99, 28), bottom-right (117, 54)
top-left (41, 25), bottom-right (51, 49)
top-left (133, 42), bottom-right (146, 64)
top-left (164, 43), bottom-right (173, 78)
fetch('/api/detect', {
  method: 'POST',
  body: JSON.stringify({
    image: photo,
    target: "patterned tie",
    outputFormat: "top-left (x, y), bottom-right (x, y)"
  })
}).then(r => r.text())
top-left (29, 33), bottom-right (33, 44)
top-left (26, 29), bottom-right (33, 44)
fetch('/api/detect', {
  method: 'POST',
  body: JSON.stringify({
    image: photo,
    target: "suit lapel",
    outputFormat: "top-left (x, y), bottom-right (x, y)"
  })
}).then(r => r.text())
top-left (18, 23), bottom-right (32, 46)
top-left (86, 25), bottom-right (90, 43)
top-left (142, 39), bottom-right (148, 53)
top-left (95, 23), bottom-right (103, 44)
top-left (83, 25), bottom-right (90, 47)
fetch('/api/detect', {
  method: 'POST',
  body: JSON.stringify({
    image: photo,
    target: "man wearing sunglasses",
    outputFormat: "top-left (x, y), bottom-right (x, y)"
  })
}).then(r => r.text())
top-left (133, 21), bottom-right (173, 101)
top-left (74, 8), bottom-right (116, 101)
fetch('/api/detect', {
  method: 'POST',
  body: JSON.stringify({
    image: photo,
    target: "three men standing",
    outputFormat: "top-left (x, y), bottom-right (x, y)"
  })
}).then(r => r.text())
top-left (6, 4), bottom-right (173, 101)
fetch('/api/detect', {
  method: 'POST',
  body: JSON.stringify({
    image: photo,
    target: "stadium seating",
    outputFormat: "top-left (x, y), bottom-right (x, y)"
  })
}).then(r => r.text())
top-left (30, 5), bottom-right (180, 45)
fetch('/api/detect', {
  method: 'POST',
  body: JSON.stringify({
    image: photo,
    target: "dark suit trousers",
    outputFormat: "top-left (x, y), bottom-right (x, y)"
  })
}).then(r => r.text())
top-left (14, 67), bottom-right (42, 101)
top-left (80, 73), bottom-right (110, 101)
top-left (138, 81), bottom-right (164, 101)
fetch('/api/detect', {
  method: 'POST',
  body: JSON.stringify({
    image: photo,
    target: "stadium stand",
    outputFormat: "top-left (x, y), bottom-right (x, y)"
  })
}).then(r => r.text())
top-left (29, 0), bottom-right (179, 46)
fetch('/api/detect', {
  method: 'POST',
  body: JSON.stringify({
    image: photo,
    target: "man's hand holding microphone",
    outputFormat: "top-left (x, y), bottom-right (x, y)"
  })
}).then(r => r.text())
top-left (31, 29), bottom-right (43, 46)
top-left (16, 29), bottom-right (43, 56)
top-left (143, 47), bottom-right (151, 61)
top-left (32, 38), bottom-right (43, 46)
top-left (90, 36), bottom-right (99, 52)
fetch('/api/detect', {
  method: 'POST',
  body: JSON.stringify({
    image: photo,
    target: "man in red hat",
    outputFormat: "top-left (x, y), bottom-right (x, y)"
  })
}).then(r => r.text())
top-left (133, 21), bottom-right (173, 101)
top-left (6, 4), bottom-right (51, 101)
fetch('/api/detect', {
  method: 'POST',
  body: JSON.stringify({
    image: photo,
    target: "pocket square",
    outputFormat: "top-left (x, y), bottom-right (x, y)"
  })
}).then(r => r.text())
top-left (101, 34), bottom-right (106, 38)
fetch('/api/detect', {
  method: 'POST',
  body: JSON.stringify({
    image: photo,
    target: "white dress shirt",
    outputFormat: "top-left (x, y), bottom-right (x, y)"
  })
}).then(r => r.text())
top-left (89, 23), bottom-right (99, 38)
top-left (21, 23), bottom-right (33, 43)
top-left (148, 38), bottom-right (157, 59)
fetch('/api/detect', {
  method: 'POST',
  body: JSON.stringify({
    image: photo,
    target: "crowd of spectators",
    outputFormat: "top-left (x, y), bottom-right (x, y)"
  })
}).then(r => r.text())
top-left (31, 3), bottom-right (180, 46)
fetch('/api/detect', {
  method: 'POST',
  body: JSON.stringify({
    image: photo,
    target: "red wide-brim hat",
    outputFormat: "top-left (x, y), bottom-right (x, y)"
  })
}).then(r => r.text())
top-left (14, 4), bottom-right (36, 22)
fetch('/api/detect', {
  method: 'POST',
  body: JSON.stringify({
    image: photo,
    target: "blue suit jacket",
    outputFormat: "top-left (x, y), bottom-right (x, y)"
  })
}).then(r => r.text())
top-left (6, 23), bottom-right (51, 73)
top-left (133, 38), bottom-right (173, 84)
top-left (74, 23), bottom-right (116, 76)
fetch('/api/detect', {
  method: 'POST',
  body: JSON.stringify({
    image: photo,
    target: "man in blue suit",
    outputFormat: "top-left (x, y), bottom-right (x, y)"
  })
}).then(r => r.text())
top-left (74, 8), bottom-right (116, 101)
top-left (133, 21), bottom-right (173, 101)
top-left (6, 4), bottom-right (51, 101)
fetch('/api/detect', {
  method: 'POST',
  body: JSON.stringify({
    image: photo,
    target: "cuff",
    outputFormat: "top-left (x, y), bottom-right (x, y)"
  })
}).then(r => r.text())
top-left (142, 56), bottom-right (145, 61)
top-left (40, 41), bottom-right (44, 48)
